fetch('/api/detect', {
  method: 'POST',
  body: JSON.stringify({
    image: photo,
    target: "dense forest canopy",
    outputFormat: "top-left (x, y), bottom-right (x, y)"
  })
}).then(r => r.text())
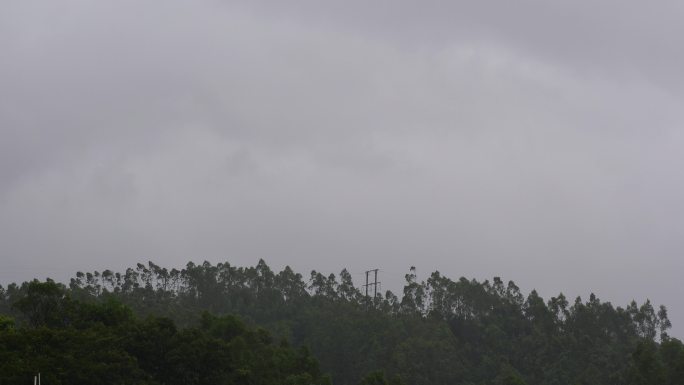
top-left (1, 260), bottom-right (683, 385)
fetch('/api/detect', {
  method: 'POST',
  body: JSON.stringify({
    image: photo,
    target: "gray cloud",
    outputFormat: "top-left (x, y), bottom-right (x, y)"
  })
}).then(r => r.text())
top-left (2, 0), bottom-right (684, 334)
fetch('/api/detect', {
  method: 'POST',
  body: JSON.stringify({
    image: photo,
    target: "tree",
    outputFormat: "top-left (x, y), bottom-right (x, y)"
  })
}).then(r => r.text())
top-left (12, 280), bottom-right (69, 328)
top-left (626, 340), bottom-right (665, 385)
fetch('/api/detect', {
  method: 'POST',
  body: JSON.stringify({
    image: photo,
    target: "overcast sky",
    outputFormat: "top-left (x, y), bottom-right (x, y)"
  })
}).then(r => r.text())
top-left (2, 0), bottom-right (684, 334)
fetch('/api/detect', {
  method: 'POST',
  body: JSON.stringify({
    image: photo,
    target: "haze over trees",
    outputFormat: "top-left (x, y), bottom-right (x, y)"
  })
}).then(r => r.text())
top-left (1, 260), bottom-right (683, 385)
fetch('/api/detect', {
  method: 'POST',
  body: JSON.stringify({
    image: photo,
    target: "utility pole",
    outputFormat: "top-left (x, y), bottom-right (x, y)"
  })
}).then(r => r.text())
top-left (363, 269), bottom-right (380, 300)
top-left (374, 269), bottom-right (378, 298)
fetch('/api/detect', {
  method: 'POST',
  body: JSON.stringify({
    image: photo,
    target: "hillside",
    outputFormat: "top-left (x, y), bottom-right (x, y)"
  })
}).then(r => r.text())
top-left (1, 260), bottom-right (683, 385)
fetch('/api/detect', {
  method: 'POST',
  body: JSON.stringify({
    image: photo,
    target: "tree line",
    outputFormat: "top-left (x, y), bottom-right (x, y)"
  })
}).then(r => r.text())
top-left (0, 279), bottom-right (331, 385)
top-left (1, 260), bottom-right (683, 384)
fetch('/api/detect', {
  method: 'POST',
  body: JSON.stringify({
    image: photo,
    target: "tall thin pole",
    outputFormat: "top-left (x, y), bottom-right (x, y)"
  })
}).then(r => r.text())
top-left (365, 271), bottom-right (369, 297)
top-left (373, 269), bottom-right (378, 298)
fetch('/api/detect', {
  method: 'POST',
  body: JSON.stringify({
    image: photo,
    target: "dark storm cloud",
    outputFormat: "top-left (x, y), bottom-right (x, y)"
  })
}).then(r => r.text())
top-left (2, 0), bottom-right (684, 333)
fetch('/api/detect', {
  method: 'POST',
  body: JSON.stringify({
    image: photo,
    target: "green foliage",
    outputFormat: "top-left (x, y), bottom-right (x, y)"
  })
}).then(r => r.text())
top-left (0, 315), bottom-right (13, 331)
top-left (624, 338), bottom-right (684, 385)
top-left (493, 365), bottom-right (528, 385)
top-left (358, 370), bottom-right (405, 385)
top-left (0, 260), bottom-right (677, 385)
top-left (12, 280), bottom-right (68, 328)
top-left (0, 297), bottom-right (329, 385)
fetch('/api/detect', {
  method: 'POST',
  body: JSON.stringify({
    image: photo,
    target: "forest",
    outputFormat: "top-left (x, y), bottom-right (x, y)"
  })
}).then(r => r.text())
top-left (1, 260), bottom-right (683, 385)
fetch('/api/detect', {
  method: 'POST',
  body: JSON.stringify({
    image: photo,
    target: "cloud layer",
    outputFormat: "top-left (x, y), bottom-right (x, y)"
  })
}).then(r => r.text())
top-left (2, 0), bottom-right (684, 333)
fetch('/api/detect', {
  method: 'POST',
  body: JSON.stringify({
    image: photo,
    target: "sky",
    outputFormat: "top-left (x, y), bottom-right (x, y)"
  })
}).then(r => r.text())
top-left (2, 0), bottom-right (684, 334)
